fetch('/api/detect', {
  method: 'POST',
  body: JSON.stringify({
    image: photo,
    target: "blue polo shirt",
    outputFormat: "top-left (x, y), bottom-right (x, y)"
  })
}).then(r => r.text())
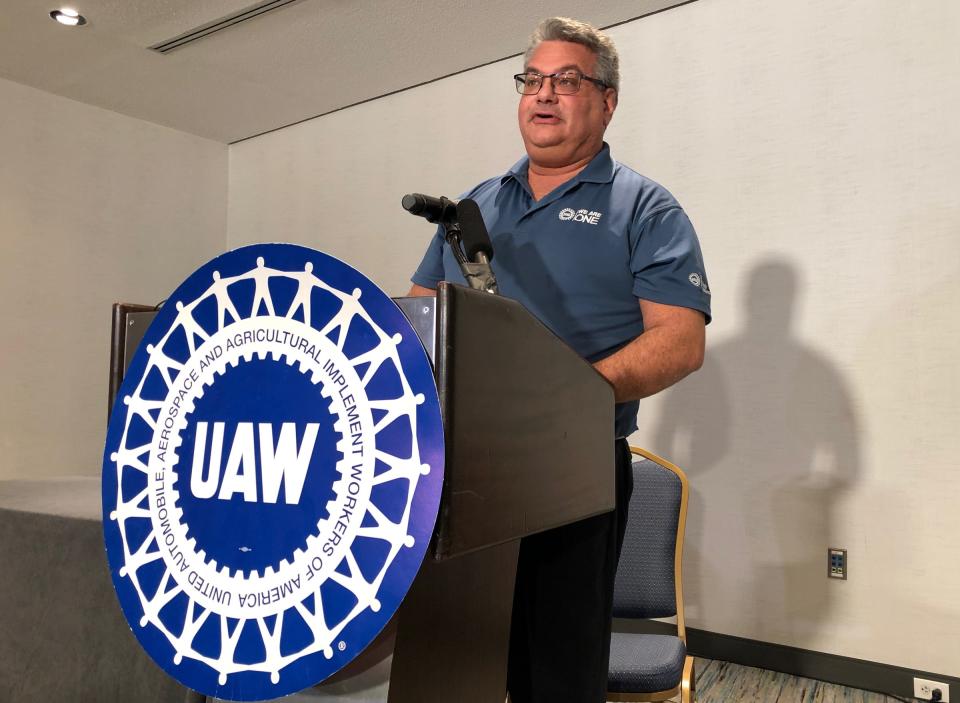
top-left (412, 144), bottom-right (711, 437)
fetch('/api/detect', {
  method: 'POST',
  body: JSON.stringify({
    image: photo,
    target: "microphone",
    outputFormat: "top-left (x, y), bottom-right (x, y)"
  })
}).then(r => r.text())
top-left (455, 199), bottom-right (494, 263)
top-left (403, 192), bottom-right (499, 294)
top-left (452, 198), bottom-right (498, 294)
top-left (401, 193), bottom-right (456, 224)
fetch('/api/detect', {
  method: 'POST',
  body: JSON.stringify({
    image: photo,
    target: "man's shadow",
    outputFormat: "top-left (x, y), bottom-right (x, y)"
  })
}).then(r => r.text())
top-left (650, 258), bottom-right (861, 647)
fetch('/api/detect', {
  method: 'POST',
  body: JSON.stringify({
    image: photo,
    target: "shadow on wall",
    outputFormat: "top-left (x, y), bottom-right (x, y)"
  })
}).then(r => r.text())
top-left (652, 258), bottom-right (861, 647)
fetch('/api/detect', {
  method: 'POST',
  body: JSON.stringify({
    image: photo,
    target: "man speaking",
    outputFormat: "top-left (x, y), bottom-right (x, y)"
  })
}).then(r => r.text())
top-left (407, 17), bottom-right (711, 703)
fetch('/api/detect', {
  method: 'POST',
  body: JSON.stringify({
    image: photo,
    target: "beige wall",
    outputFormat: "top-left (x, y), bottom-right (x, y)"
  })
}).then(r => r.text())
top-left (0, 77), bottom-right (227, 481)
top-left (227, 57), bottom-right (521, 297)
top-left (616, 0), bottom-right (960, 675)
top-left (227, 0), bottom-right (960, 675)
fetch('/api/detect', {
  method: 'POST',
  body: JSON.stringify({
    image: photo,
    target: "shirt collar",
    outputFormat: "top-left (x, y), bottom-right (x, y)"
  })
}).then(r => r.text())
top-left (501, 142), bottom-right (616, 188)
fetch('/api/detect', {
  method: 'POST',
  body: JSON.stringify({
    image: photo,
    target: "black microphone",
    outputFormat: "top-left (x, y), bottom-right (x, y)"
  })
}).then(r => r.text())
top-left (403, 193), bottom-right (499, 294)
top-left (401, 193), bottom-right (456, 224)
top-left (455, 199), bottom-right (494, 262)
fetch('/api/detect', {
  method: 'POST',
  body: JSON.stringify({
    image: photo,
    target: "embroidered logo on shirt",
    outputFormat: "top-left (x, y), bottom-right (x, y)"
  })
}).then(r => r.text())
top-left (559, 208), bottom-right (602, 225)
top-left (688, 272), bottom-right (711, 295)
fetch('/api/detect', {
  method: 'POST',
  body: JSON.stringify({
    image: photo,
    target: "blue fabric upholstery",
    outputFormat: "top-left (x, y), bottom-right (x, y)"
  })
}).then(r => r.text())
top-left (613, 459), bottom-right (682, 619)
top-left (608, 633), bottom-right (686, 693)
top-left (609, 456), bottom-right (688, 697)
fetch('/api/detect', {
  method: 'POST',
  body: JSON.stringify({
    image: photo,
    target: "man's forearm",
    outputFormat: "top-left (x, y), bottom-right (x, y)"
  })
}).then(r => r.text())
top-left (593, 315), bottom-right (705, 403)
top-left (406, 283), bottom-right (437, 297)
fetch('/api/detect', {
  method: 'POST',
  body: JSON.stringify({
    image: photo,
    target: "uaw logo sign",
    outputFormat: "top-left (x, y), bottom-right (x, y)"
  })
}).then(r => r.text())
top-left (102, 243), bottom-right (444, 700)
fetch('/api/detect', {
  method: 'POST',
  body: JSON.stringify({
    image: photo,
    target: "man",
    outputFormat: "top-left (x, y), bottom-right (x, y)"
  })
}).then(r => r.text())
top-left (408, 17), bottom-right (710, 703)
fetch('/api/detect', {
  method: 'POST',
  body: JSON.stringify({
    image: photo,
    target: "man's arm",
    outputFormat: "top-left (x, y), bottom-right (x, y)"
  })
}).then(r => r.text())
top-left (406, 284), bottom-right (437, 297)
top-left (593, 299), bottom-right (705, 402)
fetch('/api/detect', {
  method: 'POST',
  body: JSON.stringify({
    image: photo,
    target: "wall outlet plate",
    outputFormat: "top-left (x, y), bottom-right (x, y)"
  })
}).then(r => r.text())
top-left (915, 677), bottom-right (950, 701)
top-left (828, 547), bottom-right (847, 580)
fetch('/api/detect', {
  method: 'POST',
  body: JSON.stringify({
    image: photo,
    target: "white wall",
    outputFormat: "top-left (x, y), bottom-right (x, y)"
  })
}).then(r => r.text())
top-left (617, 0), bottom-right (960, 676)
top-left (0, 77), bottom-right (228, 481)
top-left (227, 58), bottom-right (521, 296)
top-left (227, 0), bottom-right (960, 676)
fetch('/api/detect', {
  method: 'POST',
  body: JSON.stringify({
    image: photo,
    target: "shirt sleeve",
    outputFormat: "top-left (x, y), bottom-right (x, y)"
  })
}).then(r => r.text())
top-left (629, 206), bottom-right (712, 323)
top-left (411, 225), bottom-right (447, 289)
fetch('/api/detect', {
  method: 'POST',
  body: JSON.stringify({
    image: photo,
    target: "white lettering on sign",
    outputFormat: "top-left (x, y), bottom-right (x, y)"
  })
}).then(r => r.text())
top-left (190, 422), bottom-right (319, 504)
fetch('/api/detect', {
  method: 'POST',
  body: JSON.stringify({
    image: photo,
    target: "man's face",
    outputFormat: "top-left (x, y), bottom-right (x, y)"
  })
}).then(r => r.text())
top-left (517, 40), bottom-right (617, 168)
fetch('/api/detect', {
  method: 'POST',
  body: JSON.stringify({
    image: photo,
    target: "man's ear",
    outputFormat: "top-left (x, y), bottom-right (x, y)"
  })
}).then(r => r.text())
top-left (603, 89), bottom-right (618, 126)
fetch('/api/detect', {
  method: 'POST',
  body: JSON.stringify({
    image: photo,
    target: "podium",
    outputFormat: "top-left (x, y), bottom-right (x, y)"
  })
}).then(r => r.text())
top-left (387, 283), bottom-right (614, 703)
top-left (106, 281), bottom-right (614, 702)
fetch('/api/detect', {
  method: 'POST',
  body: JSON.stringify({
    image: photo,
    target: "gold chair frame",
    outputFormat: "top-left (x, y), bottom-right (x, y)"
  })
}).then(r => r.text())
top-left (607, 446), bottom-right (696, 703)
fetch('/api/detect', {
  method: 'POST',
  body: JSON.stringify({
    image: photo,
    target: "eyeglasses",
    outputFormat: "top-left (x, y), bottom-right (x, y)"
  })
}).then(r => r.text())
top-left (513, 70), bottom-right (609, 95)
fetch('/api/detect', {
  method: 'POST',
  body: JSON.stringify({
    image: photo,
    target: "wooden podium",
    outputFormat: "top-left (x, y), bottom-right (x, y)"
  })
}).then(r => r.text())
top-left (388, 283), bottom-right (614, 703)
top-left (107, 281), bottom-right (615, 702)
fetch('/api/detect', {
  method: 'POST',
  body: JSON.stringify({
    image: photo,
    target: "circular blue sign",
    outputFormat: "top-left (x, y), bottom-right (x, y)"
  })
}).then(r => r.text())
top-left (102, 244), bottom-right (444, 700)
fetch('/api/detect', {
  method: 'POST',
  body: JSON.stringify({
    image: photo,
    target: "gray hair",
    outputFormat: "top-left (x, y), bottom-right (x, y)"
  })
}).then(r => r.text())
top-left (524, 17), bottom-right (620, 92)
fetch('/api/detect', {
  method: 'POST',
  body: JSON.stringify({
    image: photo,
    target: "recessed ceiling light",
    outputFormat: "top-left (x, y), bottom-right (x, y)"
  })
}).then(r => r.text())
top-left (50, 8), bottom-right (87, 26)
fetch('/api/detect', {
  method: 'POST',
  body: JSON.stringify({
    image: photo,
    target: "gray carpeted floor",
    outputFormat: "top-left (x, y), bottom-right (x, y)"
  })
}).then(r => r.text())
top-left (653, 658), bottom-right (912, 703)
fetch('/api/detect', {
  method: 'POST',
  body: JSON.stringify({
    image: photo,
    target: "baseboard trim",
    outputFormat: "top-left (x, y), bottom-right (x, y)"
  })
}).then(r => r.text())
top-left (613, 619), bottom-right (959, 699)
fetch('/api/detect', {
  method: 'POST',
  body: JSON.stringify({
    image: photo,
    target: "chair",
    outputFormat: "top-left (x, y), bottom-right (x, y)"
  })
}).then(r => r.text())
top-left (607, 446), bottom-right (695, 703)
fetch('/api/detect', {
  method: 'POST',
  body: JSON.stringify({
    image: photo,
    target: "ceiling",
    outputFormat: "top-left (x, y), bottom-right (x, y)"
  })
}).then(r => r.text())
top-left (0, 0), bottom-right (686, 143)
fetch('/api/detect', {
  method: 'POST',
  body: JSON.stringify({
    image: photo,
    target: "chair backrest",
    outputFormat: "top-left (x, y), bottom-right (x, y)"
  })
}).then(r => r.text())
top-left (612, 448), bottom-right (688, 628)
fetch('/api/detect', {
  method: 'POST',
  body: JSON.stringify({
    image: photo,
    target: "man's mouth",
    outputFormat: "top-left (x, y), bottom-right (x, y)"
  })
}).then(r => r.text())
top-left (532, 112), bottom-right (560, 123)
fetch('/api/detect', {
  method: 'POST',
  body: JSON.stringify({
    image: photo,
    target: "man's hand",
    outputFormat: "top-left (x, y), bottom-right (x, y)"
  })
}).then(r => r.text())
top-left (406, 284), bottom-right (437, 297)
top-left (593, 299), bottom-right (705, 402)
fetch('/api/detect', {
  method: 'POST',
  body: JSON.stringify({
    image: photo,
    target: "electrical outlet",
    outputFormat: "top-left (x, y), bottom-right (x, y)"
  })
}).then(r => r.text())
top-left (914, 677), bottom-right (950, 701)
top-left (827, 547), bottom-right (847, 579)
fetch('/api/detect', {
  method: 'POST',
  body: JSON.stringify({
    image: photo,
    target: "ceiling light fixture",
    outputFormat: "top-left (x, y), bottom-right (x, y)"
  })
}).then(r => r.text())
top-left (50, 8), bottom-right (87, 26)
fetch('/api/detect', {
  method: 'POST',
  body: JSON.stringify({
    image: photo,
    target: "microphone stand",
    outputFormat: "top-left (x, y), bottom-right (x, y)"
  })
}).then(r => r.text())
top-left (442, 223), bottom-right (499, 295)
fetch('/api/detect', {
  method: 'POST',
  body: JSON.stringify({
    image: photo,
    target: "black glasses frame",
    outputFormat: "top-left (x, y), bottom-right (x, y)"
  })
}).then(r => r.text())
top-left (513, 70), bottom-right (609, 95)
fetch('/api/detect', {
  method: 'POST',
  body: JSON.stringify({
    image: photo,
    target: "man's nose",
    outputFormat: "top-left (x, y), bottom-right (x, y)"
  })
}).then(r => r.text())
top-left (538, 76), bottom-right (559, 101)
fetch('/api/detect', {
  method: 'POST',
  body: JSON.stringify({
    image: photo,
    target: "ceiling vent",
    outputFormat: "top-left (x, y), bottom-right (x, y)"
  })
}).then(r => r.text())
top-left (149, 0), bottom-right (301, 54)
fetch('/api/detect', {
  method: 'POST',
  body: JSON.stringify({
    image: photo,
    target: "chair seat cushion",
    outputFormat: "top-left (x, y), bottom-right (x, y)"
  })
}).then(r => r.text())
top-left (608, 633), bottom-right (686, 693)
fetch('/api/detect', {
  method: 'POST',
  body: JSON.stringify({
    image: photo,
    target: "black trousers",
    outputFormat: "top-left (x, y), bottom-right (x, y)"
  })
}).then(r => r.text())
top-left (507, 438), bottom-right (634, 703)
